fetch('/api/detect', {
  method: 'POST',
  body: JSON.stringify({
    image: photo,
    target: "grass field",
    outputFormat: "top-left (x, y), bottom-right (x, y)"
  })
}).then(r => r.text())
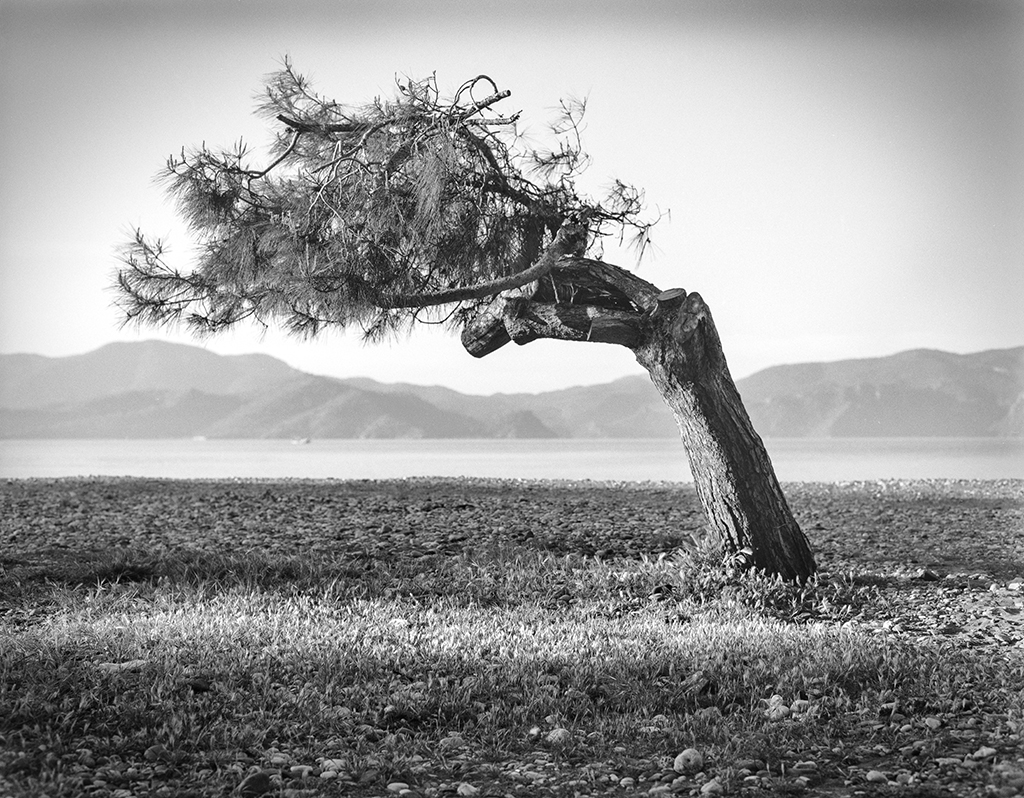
top-left (1, 477), bottom-right (1023, 797)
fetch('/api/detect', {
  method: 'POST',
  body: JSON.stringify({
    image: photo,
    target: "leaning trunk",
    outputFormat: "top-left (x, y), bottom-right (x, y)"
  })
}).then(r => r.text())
top-left (634, 291), bottom-right (816, 582)
top-left (462, 255), bottom-right (817, 581)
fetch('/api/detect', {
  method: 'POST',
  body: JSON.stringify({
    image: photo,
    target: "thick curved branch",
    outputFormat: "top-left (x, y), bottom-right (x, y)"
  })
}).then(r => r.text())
top-left (462, 297), bottom-right (644, 356)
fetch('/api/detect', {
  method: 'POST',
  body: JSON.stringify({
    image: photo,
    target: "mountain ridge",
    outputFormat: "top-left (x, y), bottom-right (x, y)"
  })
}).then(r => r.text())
top-left (1, 341), bottom-right (1021, 439)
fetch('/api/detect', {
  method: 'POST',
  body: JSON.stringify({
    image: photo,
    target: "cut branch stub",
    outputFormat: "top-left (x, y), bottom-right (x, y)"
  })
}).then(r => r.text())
top-left (650, 287), bottom-right (687, 319)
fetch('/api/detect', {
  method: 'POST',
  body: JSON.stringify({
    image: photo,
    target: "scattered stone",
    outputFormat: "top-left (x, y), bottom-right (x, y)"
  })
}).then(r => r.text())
top-left (972, 746), bottom-right (998, 760)
top-left (924, 717), bottom-right (942, 730)
top-left (766, 704), bottom-right (791, 721)
top-left (95, 659), bottom-right (149, 673)
top-left (144, 744), bottom-right (169, 762)
top-left (183, 676), bottom-right (212, 692)
top-left (545, 727), bottom-right (573, 747)
top-left (699, 777), bottom-right (724, 795)
top-left (865, 770), bottom-right (888, 783)
top-left (456, 783), bottom-right (479, 796)
top-left (673, 748), bottom-right (703, 773)
top-left (237, 771), bottom-right (273, 796)
top-left (387, 783), bottom-right (410, 793)
top-left (619, 777), bottom-right (635, 788)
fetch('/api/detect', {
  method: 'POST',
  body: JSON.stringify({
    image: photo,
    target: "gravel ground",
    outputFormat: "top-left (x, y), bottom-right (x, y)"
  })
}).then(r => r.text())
top-left (2, 476), bottom-right (1023, 645)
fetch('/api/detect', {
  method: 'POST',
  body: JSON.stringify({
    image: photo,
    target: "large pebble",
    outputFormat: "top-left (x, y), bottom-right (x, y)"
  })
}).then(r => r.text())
top-left (457, 784), bottom-right (479, 796)
top-left (673, 748), bottom-right (703, 773)
top-left (238, 772), bottom-right (273, 797)
top-left (765, 705), bottom-right (791, 721)
top-left (700, 778), bottom-right (724, 795)
top-left (144, 744), bottom-right (169, 762)
top-left (865, 770), bottom-right (888, 783)
top-left (545, 728), bottom-right (573, 746)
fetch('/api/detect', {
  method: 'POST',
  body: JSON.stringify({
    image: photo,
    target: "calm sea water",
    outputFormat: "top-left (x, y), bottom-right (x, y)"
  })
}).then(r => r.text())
top-left (1, 438), bottom-right (1021, 482)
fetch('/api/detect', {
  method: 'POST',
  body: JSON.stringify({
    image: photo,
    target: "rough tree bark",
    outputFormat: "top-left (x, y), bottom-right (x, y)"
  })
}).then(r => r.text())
top-left (462, 257), bottom-right (817, 582)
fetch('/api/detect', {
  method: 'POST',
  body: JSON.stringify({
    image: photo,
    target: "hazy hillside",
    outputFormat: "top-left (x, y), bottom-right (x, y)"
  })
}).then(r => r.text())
top-left (1, 341), bottom-right (1021, 438)
top-left (0, 341), bottom-right (301, 409)
top-left (737, 347), bottom-right (1024, 437)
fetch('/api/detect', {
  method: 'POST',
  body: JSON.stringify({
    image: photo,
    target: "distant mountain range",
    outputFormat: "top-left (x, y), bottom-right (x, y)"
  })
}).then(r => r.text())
top-left (1, 341), bottom-right (1021, 439)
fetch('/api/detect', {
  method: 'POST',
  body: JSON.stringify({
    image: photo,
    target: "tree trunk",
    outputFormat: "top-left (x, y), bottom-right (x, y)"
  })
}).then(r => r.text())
top-left (461, 259), bottom-right (817, 582)
top-left (633, 290), bottom-right (816, 582)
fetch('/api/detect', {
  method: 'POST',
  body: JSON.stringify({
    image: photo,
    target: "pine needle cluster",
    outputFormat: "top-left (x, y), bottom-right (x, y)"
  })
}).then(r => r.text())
top-left (115, 61), bottom-right (655, 340)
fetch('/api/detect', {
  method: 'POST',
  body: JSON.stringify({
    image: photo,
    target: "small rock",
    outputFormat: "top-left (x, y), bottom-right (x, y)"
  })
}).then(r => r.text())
top-left (456, 784), bottom-right (479, 796)
top-left (619, 777), bottom-right (635, 788)
top-left (545, 727), bottom-right (573, 747)
top-left (144, 744), bottom-right (169, 762)
top-left (237, 771), bottom-right (273, 797)
top-left (387, 784), bottom-right (410, 794)
top-left (924, 717), bottom-right (942, 730)
top-left (439, 735), bottom-right (466, 749)
top-left (766, 705), bottom-right (791, 721)
top-left (318, 771), bottom-right (338, 780)
top-left (320, 758), bottom-right (346, 771)
top-left (673, 748), bottom-right (703, 773)
top-left (973, 746), bottom-right (998, 760)
top-left (700, 778), bottom-right (724, 795)
top-left (865, 770), bottom-right (888, 783)
top-left (96, 659), bottom-right (150, 673)
top-left (184, 676), bottom-right (212, 692)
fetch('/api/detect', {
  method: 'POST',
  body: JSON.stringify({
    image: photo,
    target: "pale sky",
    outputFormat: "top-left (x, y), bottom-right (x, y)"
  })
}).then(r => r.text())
top-left (1, 0), bottom-right (1021, 394)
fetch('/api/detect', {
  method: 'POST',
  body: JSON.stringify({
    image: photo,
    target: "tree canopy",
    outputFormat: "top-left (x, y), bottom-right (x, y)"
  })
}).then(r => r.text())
top-left (116, 62), bottom-right (657, 341)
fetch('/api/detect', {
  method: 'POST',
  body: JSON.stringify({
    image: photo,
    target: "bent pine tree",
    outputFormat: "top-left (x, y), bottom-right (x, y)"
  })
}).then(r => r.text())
top-left (115, 66), bottom-right (816, 581)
